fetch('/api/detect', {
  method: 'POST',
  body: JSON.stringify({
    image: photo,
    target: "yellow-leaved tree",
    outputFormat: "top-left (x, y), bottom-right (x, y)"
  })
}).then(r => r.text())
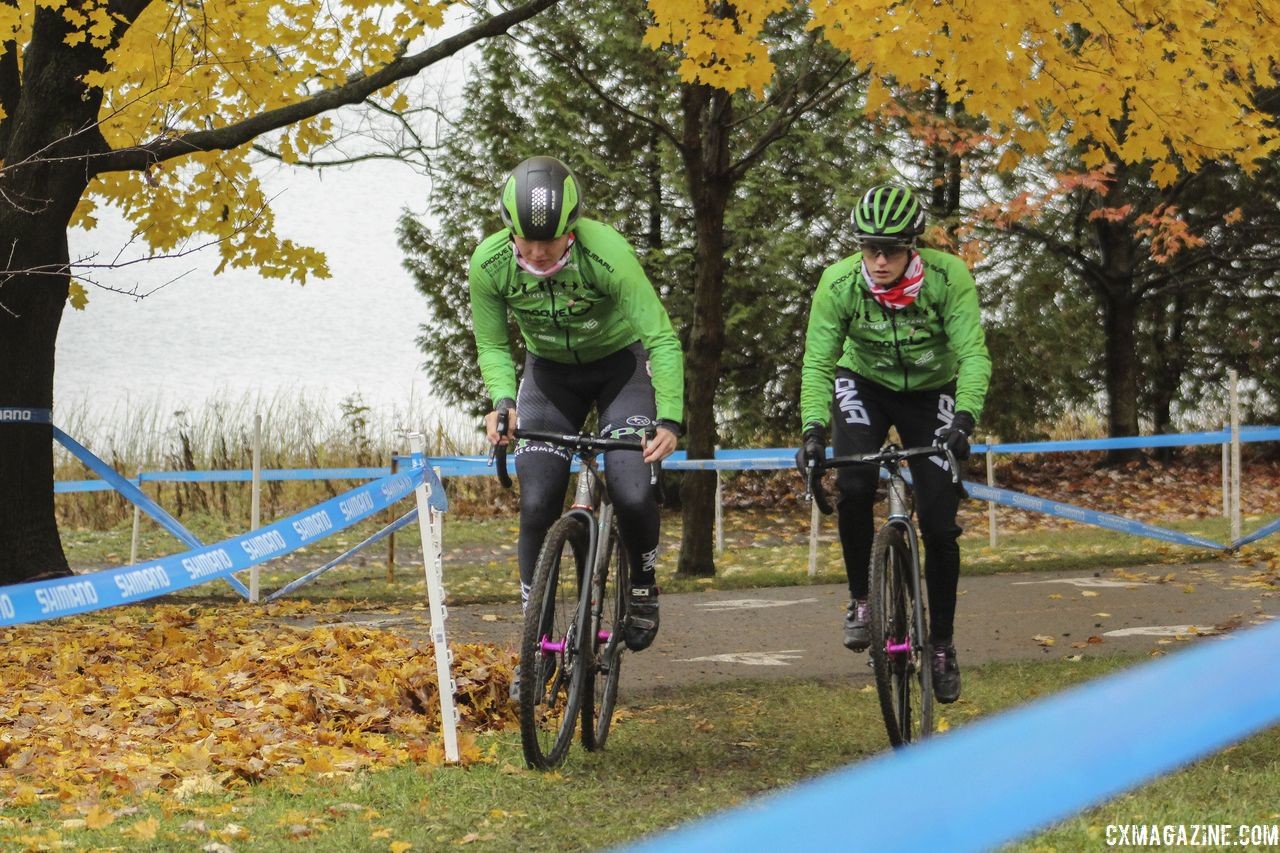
top-left (0, 0), bottom-right (560, 582)
top-left (645, 1), bottom-right (1279, 180)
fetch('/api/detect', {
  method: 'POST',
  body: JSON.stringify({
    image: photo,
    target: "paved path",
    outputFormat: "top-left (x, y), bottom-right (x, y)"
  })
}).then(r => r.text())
top-left (334, 559), bottom-right (1277, 693)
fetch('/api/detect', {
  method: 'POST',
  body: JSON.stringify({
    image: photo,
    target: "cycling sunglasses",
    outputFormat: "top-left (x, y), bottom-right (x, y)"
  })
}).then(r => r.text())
top-left (859, 240), bottom-right (913, 260)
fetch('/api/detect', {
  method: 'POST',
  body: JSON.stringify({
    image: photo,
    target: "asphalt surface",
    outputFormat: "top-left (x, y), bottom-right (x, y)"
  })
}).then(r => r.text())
top-left (334, 559), bottom-right (1278, 693)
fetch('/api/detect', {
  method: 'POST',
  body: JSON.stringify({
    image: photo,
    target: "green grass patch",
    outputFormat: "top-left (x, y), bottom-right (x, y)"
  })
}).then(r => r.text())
top-left (0, 654), bottom-right (1273, 850)
top-left (59, 506), bottom-right (1240, 609)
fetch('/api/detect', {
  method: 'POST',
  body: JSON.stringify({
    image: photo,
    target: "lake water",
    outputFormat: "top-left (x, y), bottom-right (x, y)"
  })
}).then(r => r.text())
top-left (57, 158), bottom-right (472, 438)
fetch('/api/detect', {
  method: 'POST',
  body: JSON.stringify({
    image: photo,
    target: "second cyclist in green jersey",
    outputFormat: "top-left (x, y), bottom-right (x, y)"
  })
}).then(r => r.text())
top-left (799, 183), bottom-right (991, 704)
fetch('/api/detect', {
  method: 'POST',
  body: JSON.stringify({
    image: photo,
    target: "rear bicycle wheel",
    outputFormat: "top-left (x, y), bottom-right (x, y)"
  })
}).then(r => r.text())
top-left (868, 523), bottom-right (933, 747)
top-left (519, 515), bottom-right (590, 769)
top-left (582, 521), bottom-right (627, 751)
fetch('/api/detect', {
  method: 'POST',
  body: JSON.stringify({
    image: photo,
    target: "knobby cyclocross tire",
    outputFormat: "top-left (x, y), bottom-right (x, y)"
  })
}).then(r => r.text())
top-left (519, 515), bottom-right (590, 769)
top-left (581, 521), bottom-right (627, 751)
top-left (867, 523), bottom-right (934, 747)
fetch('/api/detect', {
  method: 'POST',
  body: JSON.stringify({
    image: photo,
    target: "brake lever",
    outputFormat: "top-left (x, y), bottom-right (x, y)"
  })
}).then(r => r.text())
top-left (494, 409), bottom-right (512, 489)
top-left (939, 442), bottom-right (968, 499)
top-left (806, 459), bottom-right (833, 515)
top-left (645, 427), bottom-right (665, 506)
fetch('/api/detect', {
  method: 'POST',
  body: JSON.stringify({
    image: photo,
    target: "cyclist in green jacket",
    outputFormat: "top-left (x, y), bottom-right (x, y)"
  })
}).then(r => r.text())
top-left (798, 184), bottom-right (991, 703)
top-left (470, 155), bottom-right (684, 655)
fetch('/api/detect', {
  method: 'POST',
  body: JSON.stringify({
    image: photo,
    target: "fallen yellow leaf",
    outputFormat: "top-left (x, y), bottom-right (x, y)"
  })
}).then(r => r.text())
top-left (123, 816), bottom-right (159, 841)
top-left (84, 805), bottom-right (115, 829)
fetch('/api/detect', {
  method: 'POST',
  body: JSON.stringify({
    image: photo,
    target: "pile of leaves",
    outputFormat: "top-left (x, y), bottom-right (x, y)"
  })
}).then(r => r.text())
top-left (0, 603), bottom-right (516, 808)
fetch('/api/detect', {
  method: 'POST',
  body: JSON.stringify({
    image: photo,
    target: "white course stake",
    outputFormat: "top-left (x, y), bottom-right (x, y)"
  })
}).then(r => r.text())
top-left (808, 497), bottom-right (820, 578)
top-left (409, 433), bottom-right (459, 763)
top-left (1228, 369), bottom-right (1241, 542)
top-left (986, 440), bottom-right (998, 548)
top-left (1221, 422), bottom-right (1230, 520)
top-left (129, 468), bottom-right (142, 565)
top-left (250, 412), bottom-right (262, 603)
top-left (714, 447), bottom-right (724, 554)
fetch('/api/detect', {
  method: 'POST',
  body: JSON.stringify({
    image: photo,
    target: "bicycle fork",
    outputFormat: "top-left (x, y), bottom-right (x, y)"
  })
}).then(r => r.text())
top-left (885, 474), bottom-right (928, 663)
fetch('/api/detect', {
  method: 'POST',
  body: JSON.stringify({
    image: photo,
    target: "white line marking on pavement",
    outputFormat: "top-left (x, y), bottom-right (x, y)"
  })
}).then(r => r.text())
top-left (1011, 578), bottom-right (1151, 588)
top-left (674, 650), bottom-right (806, 666)
top-left (1103, 625), bottom-right (1217, 637)
top-left (696, 598), bottom-right (819, 612)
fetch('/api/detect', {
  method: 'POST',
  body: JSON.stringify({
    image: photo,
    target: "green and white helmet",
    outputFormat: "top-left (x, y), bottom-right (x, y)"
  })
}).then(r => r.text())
top-left (499, 156), bottom-right (582, 240)
top-left (852, 184), bottom-right (925, 243)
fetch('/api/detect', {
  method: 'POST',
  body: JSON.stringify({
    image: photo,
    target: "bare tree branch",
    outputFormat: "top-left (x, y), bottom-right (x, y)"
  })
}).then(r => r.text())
top-left (728, 60), bottom-right (864, 181)
top-left (88, 0), bottom-right (561, 175)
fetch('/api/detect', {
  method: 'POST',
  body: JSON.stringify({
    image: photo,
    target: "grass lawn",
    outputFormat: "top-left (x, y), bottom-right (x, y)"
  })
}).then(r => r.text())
top-left (57, 506), bottom-right (1265, 608)
top-left (35, 485), bottom-right (1278, 851)
top-left (0, 655), bottom-right (1274, 851)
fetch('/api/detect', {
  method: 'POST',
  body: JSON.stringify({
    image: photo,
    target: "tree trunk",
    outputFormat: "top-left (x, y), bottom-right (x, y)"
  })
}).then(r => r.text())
top-left (1100, 294), bottom-right (1143, 463)
top-left (0, 3), bottom-right (108, 582)
top-left (0, 230), bottom-right (76, 582)
top-left (676, 84), bottom-right (732, 578)
top-left (1092, 208), bottom-right (1144, 465)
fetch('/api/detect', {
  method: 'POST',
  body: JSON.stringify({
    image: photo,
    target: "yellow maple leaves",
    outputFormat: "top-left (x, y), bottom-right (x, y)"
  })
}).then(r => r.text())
top-left (646, 0), bottom-right (1280, 184)
top-left (645, 0), bottom-right (790, 96)
top-left (0, 603), bottom-right (516, 810)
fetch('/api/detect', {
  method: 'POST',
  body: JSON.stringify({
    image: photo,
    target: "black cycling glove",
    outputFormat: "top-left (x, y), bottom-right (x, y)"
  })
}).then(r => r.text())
top-left (937, 410), bottom-right (976, 461)
top-left (795, 422), bottom-right (827, 472)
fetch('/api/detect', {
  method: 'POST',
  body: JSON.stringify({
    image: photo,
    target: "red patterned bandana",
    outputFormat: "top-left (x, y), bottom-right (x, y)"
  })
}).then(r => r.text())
top-left (863, 251), bottom-right (924, 309)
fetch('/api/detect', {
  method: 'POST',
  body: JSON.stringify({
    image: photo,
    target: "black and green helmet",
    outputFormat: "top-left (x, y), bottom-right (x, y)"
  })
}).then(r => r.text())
top-left (852, 184), bottom-right (925, 243)
top-left (499, 156), bottom-right (582, 240)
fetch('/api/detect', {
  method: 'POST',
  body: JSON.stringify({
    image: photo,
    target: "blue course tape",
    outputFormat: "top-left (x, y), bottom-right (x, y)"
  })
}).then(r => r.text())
top-left (965, 481), bottom-right (1225, 550)
top-left (55, 480), bottom-right (131, 494)
top-left (0, 407), bottom-right (52, 424)
top-left (1232, 516), bottom-right (1280, 550)
top-left (264, 508), bottom-right (419, 603)
top-left (54, 428), bottom-right (205, 551)
top-left (0, 466), bottom-right (423, 627)
top-left (975, 426), bottom-right (1280, 455)
top-left (138, 467), bottom-right (391, 483)
top-left (55, 428), bottom-right (254, 598)
top-left (624, 617), bottom-right (1280, 853)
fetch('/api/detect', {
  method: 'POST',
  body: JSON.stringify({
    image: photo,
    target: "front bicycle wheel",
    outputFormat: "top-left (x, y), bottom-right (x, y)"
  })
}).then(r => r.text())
top-left (519, 515), bottom-right (590, 769)
top-left (581, 521), bottom-right (627, 751)
top-left (868, 523), bottom-right (933, 747)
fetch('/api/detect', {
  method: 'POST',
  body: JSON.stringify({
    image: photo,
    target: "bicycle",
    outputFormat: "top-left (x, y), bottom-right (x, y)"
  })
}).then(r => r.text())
top-left (802, 442), bottom-right (963, 747)
top-left (493, 416), bottom-right (661, 769)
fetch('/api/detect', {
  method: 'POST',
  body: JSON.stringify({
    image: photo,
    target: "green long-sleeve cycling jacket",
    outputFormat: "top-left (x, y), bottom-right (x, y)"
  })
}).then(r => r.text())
top-left (800, 247), bottom-right (991, 429)
top-left (468, 218), bottom-right (685, 424)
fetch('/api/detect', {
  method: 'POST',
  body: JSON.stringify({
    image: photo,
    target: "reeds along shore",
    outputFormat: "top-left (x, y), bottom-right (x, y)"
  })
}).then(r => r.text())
top-left (53, 391), bottom-right (484, 528)
top-left (54, 393), bottom-right (1254, 530)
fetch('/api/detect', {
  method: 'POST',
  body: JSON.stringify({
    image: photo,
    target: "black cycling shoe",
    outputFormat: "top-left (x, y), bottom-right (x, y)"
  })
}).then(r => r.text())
top-left (624, 585), bottom-right (660, 652)
top-left (843, 599), bottom-right (870, 651)
top-left (931, 643), bottom-right (961, 703)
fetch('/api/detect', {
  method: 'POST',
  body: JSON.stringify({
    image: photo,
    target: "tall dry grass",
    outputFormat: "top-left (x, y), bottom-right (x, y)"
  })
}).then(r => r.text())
top-left (54, 390), bottom-right (488, 528)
